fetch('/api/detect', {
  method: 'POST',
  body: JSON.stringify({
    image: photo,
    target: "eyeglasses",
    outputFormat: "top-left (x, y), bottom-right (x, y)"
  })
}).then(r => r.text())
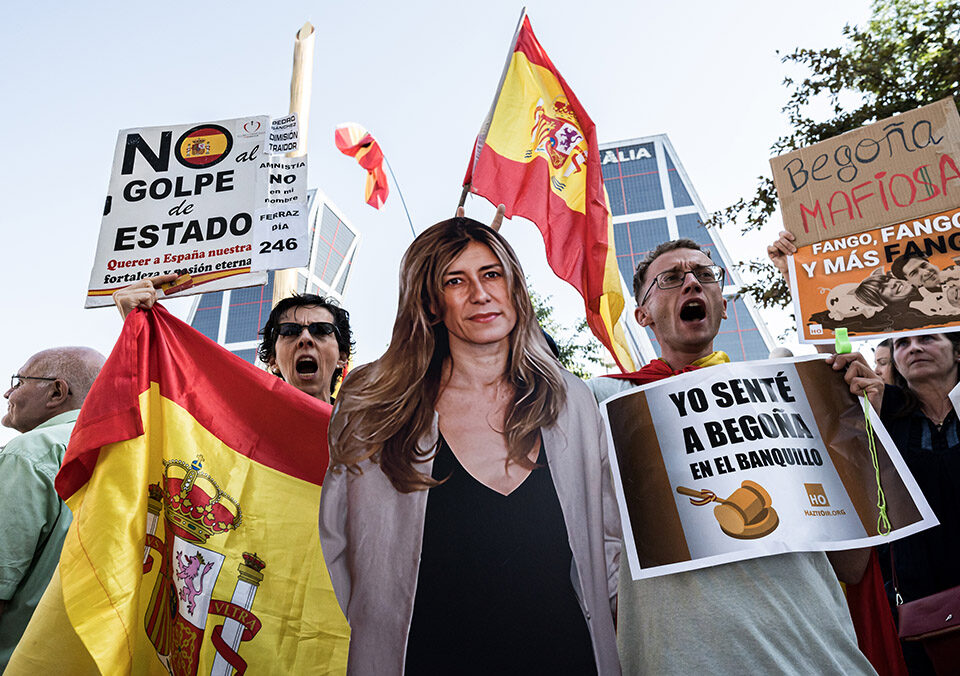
top-left (10, 374), bottom-right (59, 390)
top-left (640, 265), bottom-right (725, 305)
top-left (277, 322), bottom-right (339, 339)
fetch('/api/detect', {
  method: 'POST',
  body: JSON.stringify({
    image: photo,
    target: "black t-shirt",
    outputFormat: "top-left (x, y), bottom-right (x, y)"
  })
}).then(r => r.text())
top-left (404, 436), bottom-right (596, 676)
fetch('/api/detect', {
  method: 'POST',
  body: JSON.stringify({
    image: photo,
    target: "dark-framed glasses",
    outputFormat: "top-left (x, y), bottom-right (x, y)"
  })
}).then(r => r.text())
top-left (640, 265), bottom-right (725, 305)
top-left (277, 322), bottom-right (339, 339)
top-left (10, 374), bottom-right (59, 390)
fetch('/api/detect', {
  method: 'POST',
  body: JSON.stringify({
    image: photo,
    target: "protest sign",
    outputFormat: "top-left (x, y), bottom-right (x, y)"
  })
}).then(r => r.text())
top-left (268, 113), bottom-right (300, 155)
top-left (85, 116), bottom-right (309, 308)
top-left (790, 206), bottom-right (960, 341)
top-left (771, 98), bottom-right (960, 249)
top-left (600, 355), bottom-right (937, 580)
top-left (769, 98), bottom-right (960, 342)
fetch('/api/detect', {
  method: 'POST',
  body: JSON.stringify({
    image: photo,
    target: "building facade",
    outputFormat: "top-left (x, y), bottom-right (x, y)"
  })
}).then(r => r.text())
top-left (186, 189), bottom-right (360, 364)
top-left (600, 135), bottom-right (772, 363)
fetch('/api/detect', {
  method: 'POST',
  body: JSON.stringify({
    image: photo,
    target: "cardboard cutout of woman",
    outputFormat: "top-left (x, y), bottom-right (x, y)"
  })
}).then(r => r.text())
top-left (319, 217), bottom-right (621, 675)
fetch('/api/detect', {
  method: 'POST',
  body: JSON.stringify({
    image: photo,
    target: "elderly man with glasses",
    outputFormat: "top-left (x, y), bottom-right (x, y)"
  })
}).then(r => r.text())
top-left (0, 347), bottom-right (105, 667)
top-left (587, 239), bottom-right (876, 675)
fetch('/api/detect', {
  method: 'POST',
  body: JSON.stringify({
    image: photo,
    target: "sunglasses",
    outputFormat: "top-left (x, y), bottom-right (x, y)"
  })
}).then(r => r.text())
top-left (276, 322), bottom-right (339, 339)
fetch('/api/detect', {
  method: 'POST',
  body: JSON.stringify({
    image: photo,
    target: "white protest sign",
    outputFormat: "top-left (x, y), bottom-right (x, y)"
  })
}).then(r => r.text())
top-left (86, 116), bottom-right (310, 307)
top-left (268, 113), bottom-right (299, 155)
top-left (601, 355), bottom-right (937, 580)
top-left (252, 156), bottom-right (309, 271)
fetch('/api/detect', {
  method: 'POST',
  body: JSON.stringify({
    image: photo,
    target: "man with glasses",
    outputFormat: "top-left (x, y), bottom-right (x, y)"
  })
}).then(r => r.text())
top-left (0, 347), bottom-right (105, 667)
top-left (588, 239), bottom-right (875, 674)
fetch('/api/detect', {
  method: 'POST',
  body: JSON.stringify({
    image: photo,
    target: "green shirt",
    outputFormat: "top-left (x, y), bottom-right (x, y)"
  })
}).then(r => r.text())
top-left (0, 410), bottom-right (77, 670)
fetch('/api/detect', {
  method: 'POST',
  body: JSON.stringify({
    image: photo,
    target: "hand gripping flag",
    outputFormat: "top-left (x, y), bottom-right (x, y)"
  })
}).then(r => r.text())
top-left (335, 122), bottom-right (389, 209)
top-left (463, 14), bottom-right (634, 371)
top-left (7, 305), bottom-right (349, 675)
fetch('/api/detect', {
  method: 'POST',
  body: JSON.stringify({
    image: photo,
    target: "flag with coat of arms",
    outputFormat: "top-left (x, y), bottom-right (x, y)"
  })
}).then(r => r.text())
top-left (463, 12), bottom-right (634, 372)
top-left (7, 304), bottom-right (349, 675)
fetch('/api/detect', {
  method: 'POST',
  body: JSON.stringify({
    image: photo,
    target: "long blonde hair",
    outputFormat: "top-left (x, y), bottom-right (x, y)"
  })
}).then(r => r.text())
top-left (330, 217), bottom-right (566, 492)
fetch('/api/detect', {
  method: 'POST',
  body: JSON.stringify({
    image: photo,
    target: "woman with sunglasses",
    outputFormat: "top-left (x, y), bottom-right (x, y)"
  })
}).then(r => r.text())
top-left (319, 216), bottom-right (620, 675)
top-left (257, 294), bottom-right (352, 402)
top-left (114, 280), bottom-right (352, 402)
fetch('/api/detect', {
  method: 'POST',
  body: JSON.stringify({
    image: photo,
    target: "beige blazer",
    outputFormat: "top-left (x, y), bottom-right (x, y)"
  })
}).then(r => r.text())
top-left (319, 371), bottom-right (621, 675)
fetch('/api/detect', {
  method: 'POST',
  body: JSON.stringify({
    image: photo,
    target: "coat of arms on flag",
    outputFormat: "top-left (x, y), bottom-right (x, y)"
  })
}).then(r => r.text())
top-left (141, 455), bottom-right (265, 675)
top-left (529, 98), bottom-right (587, 182)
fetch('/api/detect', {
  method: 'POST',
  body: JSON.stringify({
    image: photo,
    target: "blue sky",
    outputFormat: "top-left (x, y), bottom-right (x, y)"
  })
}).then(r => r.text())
top-left (0, 0), bottom-right (872, 444)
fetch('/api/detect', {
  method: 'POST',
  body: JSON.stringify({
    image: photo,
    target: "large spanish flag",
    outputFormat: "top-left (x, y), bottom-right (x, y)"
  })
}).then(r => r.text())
top-left (464, 13), bottom-right (634, 371)
top-left (8, 305), bottom-right (349, 675)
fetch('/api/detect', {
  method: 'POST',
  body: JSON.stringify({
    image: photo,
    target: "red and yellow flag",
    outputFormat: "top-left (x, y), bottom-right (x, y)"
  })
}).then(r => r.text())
top-left (463, 14), bottom-right (634, 372)
top-left (8, 305), bottom-right (348, 675)
top-left (335, 122), bottom-right (389, 209)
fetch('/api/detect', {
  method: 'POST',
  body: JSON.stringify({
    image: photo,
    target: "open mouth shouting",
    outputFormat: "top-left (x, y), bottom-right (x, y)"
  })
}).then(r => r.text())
top-left (679, 299), bottom-right (707, 322)
top-left (295, 355), bottom-right (319, 378)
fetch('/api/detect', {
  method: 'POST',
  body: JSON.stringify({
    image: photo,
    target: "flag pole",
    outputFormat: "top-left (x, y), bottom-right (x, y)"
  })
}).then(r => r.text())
top-left (459, 7), bottom-right (526, 211)
top-left (382, 155), bottom-right (417, 238)
top-left (273, 21), bottom-right (315, 309)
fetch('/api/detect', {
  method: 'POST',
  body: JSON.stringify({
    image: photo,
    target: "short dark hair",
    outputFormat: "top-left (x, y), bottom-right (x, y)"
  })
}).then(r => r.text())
top-left (891, 252), bottom-right (928, 280)
top-left (632, 238), bottom-right (711, 304)
top-left (258, 294), bottom-right (354, 394)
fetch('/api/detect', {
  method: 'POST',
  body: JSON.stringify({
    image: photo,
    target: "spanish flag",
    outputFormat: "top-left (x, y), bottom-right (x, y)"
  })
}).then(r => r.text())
top-left (335, 122), bottom-right (389, 209)
top-left (463, 13), bottom-right (634, 371)
top-left (8, 305), bottom-right (348, 674)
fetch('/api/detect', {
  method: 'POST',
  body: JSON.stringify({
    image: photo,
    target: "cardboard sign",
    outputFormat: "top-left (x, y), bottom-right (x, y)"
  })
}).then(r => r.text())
top-left (86, 116), bottom-right (309, 308)
top-left (790, 206), bottom-right (960, 341)
top-left (600, 356), bottom-right (937, 580)
top-left (771, 98), bottom-right (960, 250)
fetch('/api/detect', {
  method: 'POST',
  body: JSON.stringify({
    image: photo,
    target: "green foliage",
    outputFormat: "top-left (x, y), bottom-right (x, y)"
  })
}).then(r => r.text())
top-left (710, 0), bottom-right (960, 309)
top-left (528, 282), bottom-right (603, 379)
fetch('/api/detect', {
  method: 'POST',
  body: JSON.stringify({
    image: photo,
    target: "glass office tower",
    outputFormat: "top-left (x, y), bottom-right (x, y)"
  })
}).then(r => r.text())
top-left (187, 189), bottom-right (360, 364)
top-left (600, 135), bottom-right (772, 363)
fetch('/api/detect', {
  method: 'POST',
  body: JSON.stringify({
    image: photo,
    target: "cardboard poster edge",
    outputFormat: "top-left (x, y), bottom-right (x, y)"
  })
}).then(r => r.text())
top-left (771, 96), bottom-right (960, 248)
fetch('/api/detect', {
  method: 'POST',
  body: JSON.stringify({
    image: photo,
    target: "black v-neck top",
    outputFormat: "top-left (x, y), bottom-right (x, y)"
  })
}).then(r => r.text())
top-left (404, 436), bottom-right (596, 675)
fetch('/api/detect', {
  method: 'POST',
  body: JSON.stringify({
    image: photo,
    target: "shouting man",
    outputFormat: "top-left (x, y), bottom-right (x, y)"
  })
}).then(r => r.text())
top-left (589, 239), bottom-right (877, 674)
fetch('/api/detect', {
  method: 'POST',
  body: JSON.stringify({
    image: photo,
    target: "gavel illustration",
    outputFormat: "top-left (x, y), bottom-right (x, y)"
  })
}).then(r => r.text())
top-left (676, 480), bottom-right (780, 539)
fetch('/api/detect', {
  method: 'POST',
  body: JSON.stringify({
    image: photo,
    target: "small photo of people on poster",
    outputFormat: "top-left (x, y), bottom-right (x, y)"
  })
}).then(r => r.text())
top-left (790, 206), bottom-right (960, 341)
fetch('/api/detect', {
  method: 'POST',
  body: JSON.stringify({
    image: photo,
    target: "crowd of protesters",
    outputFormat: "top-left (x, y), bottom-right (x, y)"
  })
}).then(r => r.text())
top-left (2, 214), bottom-right (957, 675)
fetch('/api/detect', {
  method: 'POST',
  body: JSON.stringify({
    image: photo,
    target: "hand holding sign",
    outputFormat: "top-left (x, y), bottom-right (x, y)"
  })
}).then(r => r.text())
top-left (767, 230), bottom-right (797, 279)
top-left (826, 352), bottom-right (885, 410)
top-left (112, 274), bottom-right (178, 319)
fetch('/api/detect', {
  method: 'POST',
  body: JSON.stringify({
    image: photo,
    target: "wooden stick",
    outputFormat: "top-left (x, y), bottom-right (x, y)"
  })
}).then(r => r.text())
top-left (273, 22), bottom-right (315, 308)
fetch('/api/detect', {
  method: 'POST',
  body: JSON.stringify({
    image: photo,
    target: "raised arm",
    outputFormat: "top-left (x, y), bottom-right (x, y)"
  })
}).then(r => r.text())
top-left (111, 274), bottom-right (179, 319)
